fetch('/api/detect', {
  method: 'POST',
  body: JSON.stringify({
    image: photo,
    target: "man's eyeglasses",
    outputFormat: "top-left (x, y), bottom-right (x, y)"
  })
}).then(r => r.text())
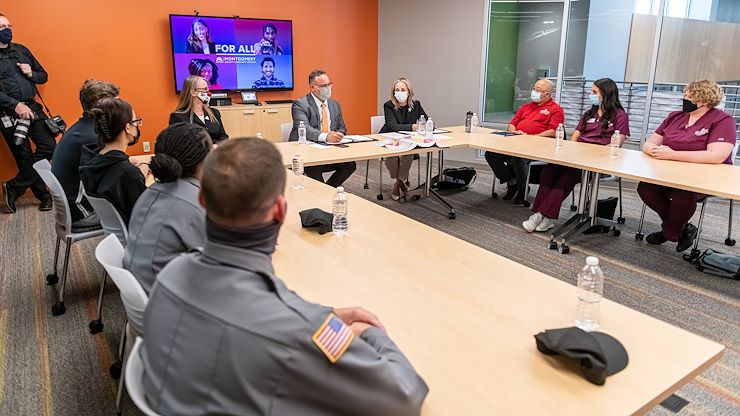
top-left (130, 118), bottom-right (143, 126)
top-left (0, 25), bottom-right (12, 30)
top-left (313, 82), bottom-right (334, 89)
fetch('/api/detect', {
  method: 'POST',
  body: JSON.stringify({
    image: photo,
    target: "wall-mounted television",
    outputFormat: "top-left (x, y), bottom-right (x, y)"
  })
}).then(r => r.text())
top-left (169, 14), bottom-right (294, 93)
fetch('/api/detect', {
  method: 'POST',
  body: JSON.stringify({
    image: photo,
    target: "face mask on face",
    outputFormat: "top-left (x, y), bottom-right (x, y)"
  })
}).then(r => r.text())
top-left (394, 91), bottom-right (409, 103)
top-left (589, 94), bottom-right (601, 106)
top-left (0, 28), bottom-right (12, 44)
top-left (198, 92), bottom-right (210, 104)
top-left (318, 86), bottom-right (331, 101)
top-left (682, 98), bottom-right (699, 113)
top-left (530, 90), bottom-right (542, 102)
top-left (127, 125), bottom-right (140, 147)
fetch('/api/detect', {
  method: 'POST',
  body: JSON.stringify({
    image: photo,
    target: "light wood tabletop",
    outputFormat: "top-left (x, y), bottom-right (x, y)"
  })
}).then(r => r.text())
top-left (275, 177), bottom-right (724, 415)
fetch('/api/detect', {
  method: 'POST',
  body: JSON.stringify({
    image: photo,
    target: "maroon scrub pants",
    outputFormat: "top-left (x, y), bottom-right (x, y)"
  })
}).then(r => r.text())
top-left (531, 164), bottom-right (582, 219)
top-left (637, 182), bottom-right (704, 241)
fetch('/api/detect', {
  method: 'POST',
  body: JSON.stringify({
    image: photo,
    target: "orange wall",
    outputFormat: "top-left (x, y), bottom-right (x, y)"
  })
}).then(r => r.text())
top-left (1, 0), bottom-right (378, 181)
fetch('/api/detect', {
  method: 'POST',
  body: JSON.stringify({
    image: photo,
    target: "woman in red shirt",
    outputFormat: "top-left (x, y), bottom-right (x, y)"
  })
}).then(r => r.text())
top-left (638, 80), bottom-right (737, 252)
top-left (523, 78), bottom-right (629, 233)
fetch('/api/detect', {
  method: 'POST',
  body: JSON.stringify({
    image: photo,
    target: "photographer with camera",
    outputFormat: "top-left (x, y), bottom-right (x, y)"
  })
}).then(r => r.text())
top-left (0, 13), bottom-right (57, 213)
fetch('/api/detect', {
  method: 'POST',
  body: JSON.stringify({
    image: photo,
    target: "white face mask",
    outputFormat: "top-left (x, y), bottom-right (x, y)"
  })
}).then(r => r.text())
top-left (318, 86), bottom-right (331, 101)
top-left (198, 92), bottom-right (210, 104)
top-left (394, 91), bottom-right (409, 103)
top-left (530, 90), bottom-right (542, 102)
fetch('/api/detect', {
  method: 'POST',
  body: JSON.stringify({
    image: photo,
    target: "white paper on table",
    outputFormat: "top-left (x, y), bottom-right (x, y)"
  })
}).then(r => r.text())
top-left (309, 144), bottom-right (331, 149)
top-left (344, 135), bottom-right (374, 142)
top-left (379, 132), bottom-right (406, 139)
top-left (432, 134), bottom-right (452, 140)
top-left (398, 129), bottom-right (448, 135)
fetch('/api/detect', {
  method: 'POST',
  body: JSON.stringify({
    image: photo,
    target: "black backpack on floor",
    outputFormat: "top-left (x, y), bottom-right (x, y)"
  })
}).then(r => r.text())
top-left (431, 167), bottom-right (477, 191)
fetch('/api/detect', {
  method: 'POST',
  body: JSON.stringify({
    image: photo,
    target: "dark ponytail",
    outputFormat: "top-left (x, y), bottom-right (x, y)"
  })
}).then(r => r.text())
top-left (150, 123), bottom-right (212, 183)
top-left (90, 97), bottom-right (133, 145)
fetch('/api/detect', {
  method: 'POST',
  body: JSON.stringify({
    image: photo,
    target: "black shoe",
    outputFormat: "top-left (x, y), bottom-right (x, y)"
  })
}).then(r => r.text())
top-left (646, 231), bottom-right (668, 245)
top-left (39, 198), bottom-right (53, 212)
top-left (502, 184), bottom-right (518, 200)
top-left (676, 223), bottom-right (698, 253)
top-left (3, 182), bottom-right (17, 214)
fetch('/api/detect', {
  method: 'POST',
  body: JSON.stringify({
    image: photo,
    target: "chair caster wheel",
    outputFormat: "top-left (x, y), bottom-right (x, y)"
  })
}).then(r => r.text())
top-left (558, 245), bottom-right (570, 254)
top-left (725, 238), bottom-right (736, 246)
top-left (612, 228), bottom-right (621, 237)
top-left (522, 201), bottom-right (531, 208)
top-left (410, 195), bottom-right (421, 201)
top-left (110, 361), bottom-right (122, 379)
top-left (690, 249), bottom-right (701, 258)
top-left (51, 302), bottom-right (66, 316)
top-left (89, 319), bottom-right (104, 334)
top-left (570, 205), bottom-right (577, 211)
top-left (492, 192), bottom-right (498, 199)
top-left (406, 180), bottom-right (410, 186)
top-left (548, 241), bottom-right (558, 250)
top-left (376, 194), bottom-right (383, 201)
top-left (617, 217), bottom-right (625, 224)
top-left (635, 233), bottom-right (644, 241)
top-left (447, 212), bottom-right (456, 220)
top-left (363, 184), bottom-right (369, 189)
top-left (46, 273), bottom-right (59, 285)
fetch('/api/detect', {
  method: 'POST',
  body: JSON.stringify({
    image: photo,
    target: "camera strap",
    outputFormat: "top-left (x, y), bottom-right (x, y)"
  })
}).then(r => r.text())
top-left (32, 86), bottom-right (53, 118)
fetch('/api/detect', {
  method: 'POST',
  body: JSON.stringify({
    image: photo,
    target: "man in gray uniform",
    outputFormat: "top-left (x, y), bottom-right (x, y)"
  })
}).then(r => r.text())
top-left (140, 138), bottom-right (428, 415)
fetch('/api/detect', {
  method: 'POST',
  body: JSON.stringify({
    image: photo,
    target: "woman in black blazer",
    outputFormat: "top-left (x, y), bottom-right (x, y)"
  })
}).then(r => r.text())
top-left (380, 78), bottom-right (428, 200)
top-left (170, 76), bottom-right (228, 144)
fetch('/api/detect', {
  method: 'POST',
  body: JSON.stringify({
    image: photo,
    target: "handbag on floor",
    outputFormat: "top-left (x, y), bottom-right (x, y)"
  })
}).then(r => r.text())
top-left (431, 167), bottom-right (477, 191)
top-left (689, 249), bottom-right (740, 280)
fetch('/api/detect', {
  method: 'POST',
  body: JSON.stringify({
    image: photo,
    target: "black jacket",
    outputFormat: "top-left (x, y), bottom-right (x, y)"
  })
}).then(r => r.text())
top-left (169, 108), bottom-right (228, 144)
top-left (79, 144), bottom-right (146, 225)
top-left (380, 100), bottom-right (428, 133)
top-left (51, 113), bottom-right (97, 222)
top-left (0, 43), bottom-right (47, 114)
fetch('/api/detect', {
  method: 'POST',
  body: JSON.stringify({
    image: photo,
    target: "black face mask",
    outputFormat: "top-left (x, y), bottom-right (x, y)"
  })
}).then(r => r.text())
top-left (682, 99), bottom-right (699, 113)
top-left (0, 28), bottom-right (12, 44)
top-left (127, 125), bottom-right (140, 147)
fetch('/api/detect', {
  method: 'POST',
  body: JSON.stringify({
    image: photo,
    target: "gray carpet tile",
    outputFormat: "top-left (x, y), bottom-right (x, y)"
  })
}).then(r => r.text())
top-left (0, 158), bottom-right (738, 415)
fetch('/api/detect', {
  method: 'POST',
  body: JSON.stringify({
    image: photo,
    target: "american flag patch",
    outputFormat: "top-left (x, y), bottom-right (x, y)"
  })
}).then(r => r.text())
top-left (312, 314), bottom-right (354, 363)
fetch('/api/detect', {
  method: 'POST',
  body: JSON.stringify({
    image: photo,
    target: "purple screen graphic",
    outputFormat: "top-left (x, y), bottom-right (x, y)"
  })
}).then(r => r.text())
top-left (169, 15), bottom-right (293, 92)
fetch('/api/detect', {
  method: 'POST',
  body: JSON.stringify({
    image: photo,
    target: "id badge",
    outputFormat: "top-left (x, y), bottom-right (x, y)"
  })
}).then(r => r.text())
top-left (1, 115), bottom-right (13, 128)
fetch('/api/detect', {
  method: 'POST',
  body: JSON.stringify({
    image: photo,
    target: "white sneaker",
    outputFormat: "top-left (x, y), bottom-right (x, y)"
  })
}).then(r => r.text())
top-left (535, 218), bottom-right (555, 232)
top-left (522, 212), bottom-right (544, 232)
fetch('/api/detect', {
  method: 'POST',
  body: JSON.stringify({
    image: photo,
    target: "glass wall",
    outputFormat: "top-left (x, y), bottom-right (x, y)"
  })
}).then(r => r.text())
top-left (482, 0), bottom-right (740, 146)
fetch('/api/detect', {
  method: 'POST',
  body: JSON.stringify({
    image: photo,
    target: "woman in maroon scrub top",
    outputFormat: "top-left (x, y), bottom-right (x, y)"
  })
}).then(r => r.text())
top-left (638, 80), bottom-right (737, 252)
top-left (523, 78), bottom-right (630, 233)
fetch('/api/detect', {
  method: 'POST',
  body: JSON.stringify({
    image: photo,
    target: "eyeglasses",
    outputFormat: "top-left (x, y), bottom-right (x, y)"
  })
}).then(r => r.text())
top-left (195, 88), bottom-right (210, 93)
top-left (130, 118), bottom-right (143, 126)
top-left (313, 82), bottom-right (334, 89)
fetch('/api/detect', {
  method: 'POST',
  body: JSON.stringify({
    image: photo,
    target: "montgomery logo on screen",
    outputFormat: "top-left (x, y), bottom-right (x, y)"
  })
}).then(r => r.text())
top-left (169, 14), bottom-right (294, 92)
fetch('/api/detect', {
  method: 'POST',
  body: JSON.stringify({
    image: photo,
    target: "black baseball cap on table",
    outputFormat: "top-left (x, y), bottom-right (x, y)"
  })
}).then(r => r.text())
top-left (534, 327), bottom-right (629, 385)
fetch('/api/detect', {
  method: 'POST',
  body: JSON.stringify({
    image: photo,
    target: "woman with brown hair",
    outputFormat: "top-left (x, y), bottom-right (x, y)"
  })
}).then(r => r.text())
top-left (169, 75), bottom-right (228, 144)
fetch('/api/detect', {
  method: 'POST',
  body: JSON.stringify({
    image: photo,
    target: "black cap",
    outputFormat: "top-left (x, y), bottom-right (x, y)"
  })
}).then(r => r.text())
top-left (299, 208), bottom-right (333, 235)
top-left (534, 327), bottom-right (629, 385)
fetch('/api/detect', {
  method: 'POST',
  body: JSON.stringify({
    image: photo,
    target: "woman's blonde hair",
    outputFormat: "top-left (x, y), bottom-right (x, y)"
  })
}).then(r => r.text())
top-left (390, 78), bottom-right (415, 110)
top-left (685, 80), bottom-right (724, 108)
top-left (175, 76), bottom-right (219, 125)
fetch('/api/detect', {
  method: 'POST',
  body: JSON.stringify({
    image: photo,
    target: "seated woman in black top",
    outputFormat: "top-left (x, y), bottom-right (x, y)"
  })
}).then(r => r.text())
top-left (380, 78), bottom-right (428, 201)
top-left (169, 75), bottom-right (228, 144)
top-left (79, 97), bottom-right (147, 225)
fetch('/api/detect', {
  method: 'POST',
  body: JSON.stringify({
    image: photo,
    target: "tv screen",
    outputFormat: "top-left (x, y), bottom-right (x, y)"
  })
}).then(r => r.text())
top-left (169, 14), bottom-right (294, 93)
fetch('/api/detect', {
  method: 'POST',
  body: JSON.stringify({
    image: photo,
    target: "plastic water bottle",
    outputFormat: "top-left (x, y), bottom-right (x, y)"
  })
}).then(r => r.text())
top-left (465, 111), bottom-right (473, 133)
top-left (417, 115), bottom-right (427, 137)
top-left (555, 123), bottom-right (565, 150)
top-left (425, 117), bottom-right (434, 140)
top-left (575, 256), bottom-right (604, 332)
top-left (471, 113), bottom-right (479, 133)
top-left (332, 187), bottom-right (348, 235)
top-left (256, 132), bottom-right (263, 140)
top-left (609, 130), bottom-right (620, 158)
top-left (298, 121), bottom-right (307, 144)
top-left (291, 153), bottom-right (304, 189)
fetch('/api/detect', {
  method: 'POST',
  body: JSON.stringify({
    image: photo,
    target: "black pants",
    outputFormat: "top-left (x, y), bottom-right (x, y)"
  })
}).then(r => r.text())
top-left (484, 151), bottom-right (529, 194)
top-left (1, 112), bottom-right (56, 201)
top-left (305, 162), bottom-right (357, 188)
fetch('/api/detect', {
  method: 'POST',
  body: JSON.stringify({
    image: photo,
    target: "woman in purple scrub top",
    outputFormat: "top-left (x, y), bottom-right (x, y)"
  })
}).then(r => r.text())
top-left (638, 80), bottom-right (737, 252)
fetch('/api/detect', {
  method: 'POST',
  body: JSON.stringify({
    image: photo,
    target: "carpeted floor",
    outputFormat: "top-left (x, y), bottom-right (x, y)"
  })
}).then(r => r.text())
top-left (0, 159), bottom-right (738, 415)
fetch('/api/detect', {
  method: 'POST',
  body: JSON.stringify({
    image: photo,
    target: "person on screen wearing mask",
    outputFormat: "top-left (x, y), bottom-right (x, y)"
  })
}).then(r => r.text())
top-left (185, 18), bottom-right (216, 54)
top-left (79, 98), bottom-right (147, 226)
top-left (251, 57), bottom-right (286, 89)
top-left (485, 79), bottom-right (564, 205)
top-left (523, 78), bottom-right (629, 233)
top-left (380, 77), bottom-right (428, 201)
top-left (289, 69), bottom-right (356, 187)
top-left (253, 23), bottom-right (283, 55)
top-left (170, 75), bottom-right (228, 144)
top-left (638, 80), bottom-right (737, 252)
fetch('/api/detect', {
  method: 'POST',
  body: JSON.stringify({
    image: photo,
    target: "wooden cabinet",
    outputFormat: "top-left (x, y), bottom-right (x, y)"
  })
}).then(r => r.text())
top-left (217, 103), bottom-right (292, 143)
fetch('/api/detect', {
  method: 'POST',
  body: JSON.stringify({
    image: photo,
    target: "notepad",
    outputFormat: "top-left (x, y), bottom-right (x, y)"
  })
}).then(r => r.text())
top-left (398, 129), bottom-right (449, 135)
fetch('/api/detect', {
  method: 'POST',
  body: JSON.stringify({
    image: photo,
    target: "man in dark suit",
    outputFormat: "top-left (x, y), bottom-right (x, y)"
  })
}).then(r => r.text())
top-left (289, 69), bottom-right (356, 187)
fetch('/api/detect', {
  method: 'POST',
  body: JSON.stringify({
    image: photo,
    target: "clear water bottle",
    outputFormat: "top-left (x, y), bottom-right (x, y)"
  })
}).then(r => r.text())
top-left (555, 123), bottom-right (565, 150)
top-left (575, 256), bottom-right (604, 332)
top-left (465, 111), bottom-right (473, 133)
top-left (298, 121), bottom-right (307, 145)
top-left (425, 117), bottom-right (434, 140)
top-left (417, 115), bottom-right (427, 137)
top-left (291, 153), bottom-right (304, 189)
top-left (332, 186), bottom-right (348, 235)
top-left (471, 113), bottom-right (479, 133)
top-left (609, 129), bottom-right (620, 158)
top-left (256, 132), bottom-right (263, 140)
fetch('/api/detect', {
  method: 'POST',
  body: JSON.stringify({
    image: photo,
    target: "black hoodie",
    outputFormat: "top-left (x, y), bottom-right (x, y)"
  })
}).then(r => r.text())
top-left (79, 143), bottom-right (146, 225)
